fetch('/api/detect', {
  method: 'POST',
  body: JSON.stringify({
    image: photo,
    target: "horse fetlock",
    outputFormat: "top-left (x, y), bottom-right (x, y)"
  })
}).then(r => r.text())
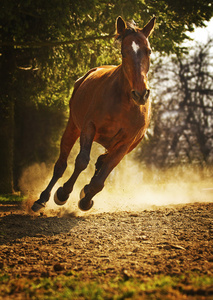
top-left (79, 185), bottom-right (94, 211)
top-left (39, 190), bottom-right (51, 204)
top-left (31, 190), bottom-right (50, 212)
top-left (80, 184), bottom-right (89, 200)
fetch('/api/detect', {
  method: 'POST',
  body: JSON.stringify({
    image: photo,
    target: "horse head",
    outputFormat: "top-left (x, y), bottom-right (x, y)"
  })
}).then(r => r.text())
top-left (116, 16), bottom-right (155, 105)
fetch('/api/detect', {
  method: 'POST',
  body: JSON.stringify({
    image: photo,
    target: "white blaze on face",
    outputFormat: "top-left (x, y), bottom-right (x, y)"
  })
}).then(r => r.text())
top-left (132, 41), bottom-right (140, 54)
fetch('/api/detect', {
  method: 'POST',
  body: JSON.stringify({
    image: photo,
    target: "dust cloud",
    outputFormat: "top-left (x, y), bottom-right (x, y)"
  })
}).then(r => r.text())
top-left (19, 143), bottom-right (213, 216)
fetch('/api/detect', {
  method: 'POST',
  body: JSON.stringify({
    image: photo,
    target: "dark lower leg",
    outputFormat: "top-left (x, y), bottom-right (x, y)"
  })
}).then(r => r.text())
top-left (56, 151), bottom-right (90, 202)
top-left (80, 153), bottom-right (109, 203)
top-left (31, 118), bottom-right (80, 211)
top-left (55, 123), bottom-right (96, 202)
top-left (94, 153), bottom-right (108, 176)
top-left (79, 147), bottom-right (127, 211)
top-left (78, 175), bottom-right (104, 211)
top-left (37, 159), bottom-right (68, 205)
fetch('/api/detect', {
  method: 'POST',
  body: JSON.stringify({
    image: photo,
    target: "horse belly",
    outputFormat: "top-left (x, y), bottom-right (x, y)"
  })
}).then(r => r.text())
top-left (95, 122), bottom-right (126, 150)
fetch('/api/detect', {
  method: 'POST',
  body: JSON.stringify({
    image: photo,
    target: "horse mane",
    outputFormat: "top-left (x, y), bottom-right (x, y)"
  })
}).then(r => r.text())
top-left (115, 21), bottom-right (140, 41)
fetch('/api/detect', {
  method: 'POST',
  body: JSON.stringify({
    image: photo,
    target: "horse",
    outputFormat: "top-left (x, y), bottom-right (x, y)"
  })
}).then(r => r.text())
top-left (31, 16), bottom-right (156, 212)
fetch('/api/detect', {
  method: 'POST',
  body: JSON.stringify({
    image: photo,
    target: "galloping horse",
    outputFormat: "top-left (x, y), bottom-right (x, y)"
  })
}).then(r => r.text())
top-left (31, 16), bottom-right (156, 212)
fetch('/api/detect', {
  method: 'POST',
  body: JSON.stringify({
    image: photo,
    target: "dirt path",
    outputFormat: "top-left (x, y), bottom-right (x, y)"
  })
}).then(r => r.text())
top-left (0, 201), bottom-right (213, 298)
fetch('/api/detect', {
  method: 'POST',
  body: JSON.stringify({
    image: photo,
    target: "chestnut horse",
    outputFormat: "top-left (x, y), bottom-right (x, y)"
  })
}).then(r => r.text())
top-left (31, 16), bottom-right (156, 212)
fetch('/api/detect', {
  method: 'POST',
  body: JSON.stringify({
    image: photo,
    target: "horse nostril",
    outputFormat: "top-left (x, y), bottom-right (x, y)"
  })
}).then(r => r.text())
top-left (131, 90), bottom-right (141, 101)
top-left (144, 89), bottom-right (150, 101)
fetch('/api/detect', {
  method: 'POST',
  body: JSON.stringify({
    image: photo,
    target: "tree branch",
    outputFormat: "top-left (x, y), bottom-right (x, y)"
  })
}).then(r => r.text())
top-left (0, 34), bottom-right (115, 48)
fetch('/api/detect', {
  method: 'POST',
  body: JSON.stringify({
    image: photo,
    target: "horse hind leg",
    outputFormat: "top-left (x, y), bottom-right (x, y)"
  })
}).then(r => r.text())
top-left (31, 118), bottom-right (80, 212)
top-left (78, 145), bottom-right (127, 211)
top-left (94, 152), bottom-right (108, 176)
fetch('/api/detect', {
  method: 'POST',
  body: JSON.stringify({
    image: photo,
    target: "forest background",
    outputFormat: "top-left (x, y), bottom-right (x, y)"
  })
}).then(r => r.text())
top-left (0, 0), bottom-right (213, 194)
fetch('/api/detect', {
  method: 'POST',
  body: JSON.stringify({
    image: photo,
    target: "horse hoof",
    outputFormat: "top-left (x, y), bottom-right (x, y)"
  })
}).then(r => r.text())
top-left (54, 187), bottom-right (69, 206)
top-left (78, 198), bottom-right (94, 211)
top-left (31, 201), bottom-right (45, 212)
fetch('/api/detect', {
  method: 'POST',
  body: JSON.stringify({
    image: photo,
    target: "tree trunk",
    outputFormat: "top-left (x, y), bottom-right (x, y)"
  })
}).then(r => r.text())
top-left (0, 47), bottom-right (15, 193)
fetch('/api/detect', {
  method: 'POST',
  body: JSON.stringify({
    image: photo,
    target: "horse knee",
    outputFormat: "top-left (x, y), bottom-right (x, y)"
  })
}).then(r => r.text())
top-left (75, 151), bottom-right (90, 171)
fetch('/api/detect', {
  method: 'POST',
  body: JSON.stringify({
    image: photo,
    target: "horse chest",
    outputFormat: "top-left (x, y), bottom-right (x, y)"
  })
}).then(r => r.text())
top-left (94, 104), bottom-right (146, 150)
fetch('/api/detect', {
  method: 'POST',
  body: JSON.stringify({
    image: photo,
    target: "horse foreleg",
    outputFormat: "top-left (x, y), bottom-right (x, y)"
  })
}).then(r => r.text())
top-left (54, 122), bottom-right (96, 205)
top-left (78, 145), bottom-right (128, 211)
top-left (31, 118), bottom-right (80, 212)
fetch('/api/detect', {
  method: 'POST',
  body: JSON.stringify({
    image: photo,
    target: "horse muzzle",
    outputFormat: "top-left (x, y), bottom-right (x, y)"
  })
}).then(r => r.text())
top-left (131, 89), bottom-right (150, 105)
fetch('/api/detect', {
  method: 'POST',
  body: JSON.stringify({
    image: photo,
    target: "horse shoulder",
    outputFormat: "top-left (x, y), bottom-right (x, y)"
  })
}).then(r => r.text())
top-left (74, 66), bottom-right (114, 89)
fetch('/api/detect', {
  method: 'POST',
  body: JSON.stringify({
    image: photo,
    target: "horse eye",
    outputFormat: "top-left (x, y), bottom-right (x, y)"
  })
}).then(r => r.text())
top-left (148, 49), bottom-right (152, 56)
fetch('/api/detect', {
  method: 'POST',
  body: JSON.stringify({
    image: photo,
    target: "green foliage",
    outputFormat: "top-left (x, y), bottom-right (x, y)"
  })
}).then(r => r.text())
top-left (1, 0), bottom-right (213, 53)
top-left (0, 272), bottom-right (213, 299)
top-left (0, 194), bottom-right (25, 203)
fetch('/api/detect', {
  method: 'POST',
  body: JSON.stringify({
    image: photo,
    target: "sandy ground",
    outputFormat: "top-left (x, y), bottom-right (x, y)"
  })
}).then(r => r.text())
top-left (0, 201), bottom-right (212, 290)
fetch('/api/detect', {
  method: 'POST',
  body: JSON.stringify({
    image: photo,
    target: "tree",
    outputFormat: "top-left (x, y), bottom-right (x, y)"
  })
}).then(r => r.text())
top-left (1, 0), bottom-right (213, 53)
top-left (137, 38), bottom-right (213, 167)
top-left (0, 0), bottom-right (213, 193)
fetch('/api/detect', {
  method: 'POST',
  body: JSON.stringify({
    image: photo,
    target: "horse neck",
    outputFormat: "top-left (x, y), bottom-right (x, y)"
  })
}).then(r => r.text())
top-left (117, 63), bottom-right (132, 95)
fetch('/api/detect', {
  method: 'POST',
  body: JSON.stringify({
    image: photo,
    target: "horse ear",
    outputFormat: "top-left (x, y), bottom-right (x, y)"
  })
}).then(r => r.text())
top-left (141, 17), bottom-right (156, 38)
top-left (116, 16), bottom-right (127, 36)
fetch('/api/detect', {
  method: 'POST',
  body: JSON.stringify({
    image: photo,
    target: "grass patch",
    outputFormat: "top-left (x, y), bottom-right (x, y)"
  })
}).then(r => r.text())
top-left (0, 194), bottom-right (25, 204)
top-left (0, 272), bottom-right (212, 299)
top-left (190, 274), bottom-right (213, 287)
top-left (0, 274), bottom-right (10, 283)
